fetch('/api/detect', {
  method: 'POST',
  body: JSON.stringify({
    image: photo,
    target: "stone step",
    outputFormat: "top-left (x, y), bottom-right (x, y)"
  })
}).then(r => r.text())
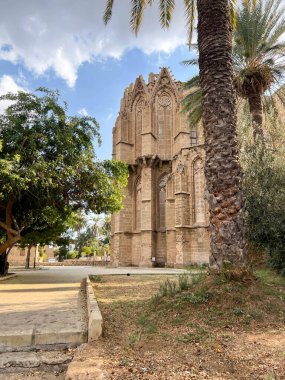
top-left (0, 328), bottom-right (87, 352)
top-left (0, 350), bottom-right (73, 369)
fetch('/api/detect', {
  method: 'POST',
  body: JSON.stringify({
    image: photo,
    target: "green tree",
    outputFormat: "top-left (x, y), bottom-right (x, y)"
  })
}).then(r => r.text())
top-left (104, 0), bottom-right (248, 270)
top-left (238, 107), bottom-right (285, 275)
top-left (100, 215), bottom-right (111, 245)
top-left (20, 213), bottom-right (74, 269)
top-left (0, 89), bottom-right (128, 274)
top-left (76, 226), bottom-right (97, 255)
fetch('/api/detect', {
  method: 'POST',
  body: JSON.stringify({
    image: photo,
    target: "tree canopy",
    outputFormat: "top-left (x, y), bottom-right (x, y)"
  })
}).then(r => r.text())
top-left (0, 89), bottom-right (128, 262)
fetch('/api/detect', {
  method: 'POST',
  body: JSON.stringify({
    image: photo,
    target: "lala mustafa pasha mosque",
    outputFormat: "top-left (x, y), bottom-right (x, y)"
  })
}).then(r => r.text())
top-left (111, 68), bottom-right (210, 268)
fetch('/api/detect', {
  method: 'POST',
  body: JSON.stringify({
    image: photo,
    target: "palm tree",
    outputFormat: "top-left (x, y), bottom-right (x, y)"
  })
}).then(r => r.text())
top-left (184, 0), bottom-right (285, 141)
top-left (104, 0), bottom-right (248, 270)
top-left (234, 0), bottom-right (285, 140)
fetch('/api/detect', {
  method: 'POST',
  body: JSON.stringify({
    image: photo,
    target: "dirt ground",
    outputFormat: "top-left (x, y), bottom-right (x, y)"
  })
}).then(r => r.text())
top-left (90, 272), bottom-right (285, 380)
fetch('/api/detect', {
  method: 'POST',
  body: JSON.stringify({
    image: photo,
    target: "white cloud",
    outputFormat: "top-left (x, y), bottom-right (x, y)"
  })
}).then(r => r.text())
top-left (106, 112), bottom-right (114, 121)
top-left (0, 75), bottom-right (25, 113)
top-left (78, 107), bottom-right (89, 116)
top-left (0, 0), bottom-right (188, 87)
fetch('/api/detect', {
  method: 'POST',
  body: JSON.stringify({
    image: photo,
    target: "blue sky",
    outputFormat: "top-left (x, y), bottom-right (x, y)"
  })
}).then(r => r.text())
top-left (0, 0), bottom-right (198, 160)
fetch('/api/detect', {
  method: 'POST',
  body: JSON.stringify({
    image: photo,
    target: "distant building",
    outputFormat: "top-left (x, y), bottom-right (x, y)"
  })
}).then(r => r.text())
top-left (8, 245), bottom-right (57, 266)
top-left (111, 68), bottom-right (210, 267)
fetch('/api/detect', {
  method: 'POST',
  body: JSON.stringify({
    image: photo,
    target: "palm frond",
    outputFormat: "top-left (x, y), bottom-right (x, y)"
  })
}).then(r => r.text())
top-left (183, 75), bottom-right (200, 90)
top-left (234, 0), bottom-right (285, 91)
top-left (159, 0), bottom-right (175, 29)
top-left (242, 0), bottom-right (256, 10)
top-left (103, 0), bottom-right (114, 25)
top-left (273, 85), bottom-right (285, 107)
top-left (230, 0), bottom-right (237, 30)
top-left (184, 0), bottom-right (196, 47)
top-left (181, 75), bottom-right (202, 126)
top-left (181, 58), bottom-right (198, 66)
top-left (182, 93), bottom-right (202, 126)
top-left (130, 0), bottom-right (148, 34)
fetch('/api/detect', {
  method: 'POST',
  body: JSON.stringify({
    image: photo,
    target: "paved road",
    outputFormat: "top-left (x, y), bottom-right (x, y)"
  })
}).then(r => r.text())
top-left (0, 266), bottom-right (185, 350)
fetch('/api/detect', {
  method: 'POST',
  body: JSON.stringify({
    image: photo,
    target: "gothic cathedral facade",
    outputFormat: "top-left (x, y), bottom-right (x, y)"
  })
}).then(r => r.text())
top-left (111, 68), bottom-right (210, 267)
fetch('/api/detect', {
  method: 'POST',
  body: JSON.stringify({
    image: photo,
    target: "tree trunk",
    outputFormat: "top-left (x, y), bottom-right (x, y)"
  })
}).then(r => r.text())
top-left (248, 92), bottom-right (264, 142)
top-left (197, 0), bottom-right (247, 269)
top-left (34, 245), bottom-right (38, 268)
top-left (25, 245), bottom-right (32, 269)
top-left (0, 252), bottom-right (8, 276)
top-left (0, 200), bottom-right (22, 255)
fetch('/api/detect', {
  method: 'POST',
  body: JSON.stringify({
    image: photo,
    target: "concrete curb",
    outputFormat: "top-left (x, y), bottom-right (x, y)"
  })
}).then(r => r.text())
top-left (86, 276), bottom-right (103, 342)
top-left (0, 273), bottom-right (17, 281)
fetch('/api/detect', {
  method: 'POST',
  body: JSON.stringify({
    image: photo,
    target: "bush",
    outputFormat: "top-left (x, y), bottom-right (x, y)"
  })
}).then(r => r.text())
top-left (67, 251), bottom-right (78, 259)
top-left (82, 246), bottom-right (93, 257)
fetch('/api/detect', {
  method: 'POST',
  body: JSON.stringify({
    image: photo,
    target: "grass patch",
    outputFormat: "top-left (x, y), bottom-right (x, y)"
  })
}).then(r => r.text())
top-left (146, 268), bottom-right (285, 332)
top-left (91, 270), bottom-right (285, 378)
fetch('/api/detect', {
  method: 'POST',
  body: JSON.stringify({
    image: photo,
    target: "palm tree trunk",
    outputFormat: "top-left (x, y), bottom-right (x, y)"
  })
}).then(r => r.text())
top-left (197, 0), bottom-right (247, 270)
top-left (248, 92), bottom-right (264, 142)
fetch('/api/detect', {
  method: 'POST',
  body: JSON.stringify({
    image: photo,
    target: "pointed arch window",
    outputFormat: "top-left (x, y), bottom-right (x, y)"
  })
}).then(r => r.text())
top-left (158, 175), bottom-right (168, 229)
top-left (157, 93), bottom-right (172, 158)
top-left (193, 158), bottom-right (205, 223)
top-left (190, 125), bottom-right (198, 146)
top-left (135, 177), bottom-right (142, 230)
top-left (135, 98), bottom-right (143, 157)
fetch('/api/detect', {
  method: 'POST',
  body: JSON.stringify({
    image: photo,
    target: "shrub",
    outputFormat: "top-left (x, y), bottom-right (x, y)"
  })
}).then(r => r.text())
top-left (67, 251), bottom-right (78, 259)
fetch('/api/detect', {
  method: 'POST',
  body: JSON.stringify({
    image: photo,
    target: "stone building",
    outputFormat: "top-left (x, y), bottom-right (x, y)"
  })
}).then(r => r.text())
top-left (8, 245), bottom-right (57, 266)
top-left (111, 68), bottom-right (210, 267)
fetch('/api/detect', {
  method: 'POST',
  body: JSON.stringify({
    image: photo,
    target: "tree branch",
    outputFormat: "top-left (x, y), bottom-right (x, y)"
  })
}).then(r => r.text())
top-left (0, 221), bottom-right (20, 236)
top-left (6, 199), bottom-right (14, 240)
top-left (0, 234), bottom-right (21, 255)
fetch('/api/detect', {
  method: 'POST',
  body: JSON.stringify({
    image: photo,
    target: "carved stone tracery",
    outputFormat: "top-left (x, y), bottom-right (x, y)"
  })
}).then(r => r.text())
top-left (158, 93), bottom-right (172, 109)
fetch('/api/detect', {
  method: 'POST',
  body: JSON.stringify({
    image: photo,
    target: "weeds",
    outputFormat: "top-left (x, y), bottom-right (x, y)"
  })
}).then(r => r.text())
top-left (127, 332), bottom-right (141, 345)
top-left (137, 315), bottom-right (157, 333)
top-left (89, 275), bottom-right (102, 283)
top-left (159, 278), bottom-right (177, 296)
top-left (233, 307), bottom-right (244, 316)
top-left (176, 327), bottom-right (211, 344)
top-left (248, 309), bottom-right (264, 321)
top-left (157, 272), bottom-right (205, 298)
top-left (182, 290), bottom-right (210, 304)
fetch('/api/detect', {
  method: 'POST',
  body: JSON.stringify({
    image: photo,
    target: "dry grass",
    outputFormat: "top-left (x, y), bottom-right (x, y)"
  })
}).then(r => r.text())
top-left (91, 270), bottom-right (285, 380)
